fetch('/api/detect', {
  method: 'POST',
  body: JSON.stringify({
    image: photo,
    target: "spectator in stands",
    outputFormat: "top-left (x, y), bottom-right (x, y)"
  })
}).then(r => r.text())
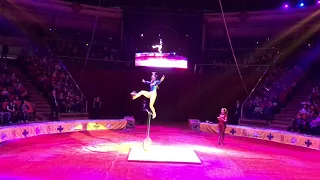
top-left (0, 109), bottom-right (10, 125)
top-left (299, 104), bottom-right (309, 116)
top-left (289, 113), bottom-right (304, 133)
top-left (1, 88), bottom-right (9, 100)
top-left (20, 100), bottom-right (29, 123)
top-left (13, 79), bottom-right (23, 92)
top-left (71, 96), bottom-right (84, 113)
top-left (64, 96), bottom-right (72, 113)
top-left (309, 105), bottom-right (318, 119)
top-left (10, 73), bottom-right (16, 82)
top-left (310, 114), bottom-right (320, 135)
top-left (6, 101), bottom-right (16, 124)
top-left (19, 90), bottom-right (30, 101)
top-left (49, 90), bottom-right (59, 121)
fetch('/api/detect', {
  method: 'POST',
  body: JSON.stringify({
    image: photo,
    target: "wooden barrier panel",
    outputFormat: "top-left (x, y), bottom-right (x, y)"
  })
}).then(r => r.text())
top-left (189, 121), bottom-right (320, 150)
top-left (0, 118), bottom-right (135, 143)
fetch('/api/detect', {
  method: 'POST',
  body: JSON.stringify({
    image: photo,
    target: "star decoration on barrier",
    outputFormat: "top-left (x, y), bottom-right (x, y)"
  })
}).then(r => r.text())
top-left (57, 125), bottom-right (64, 132)
top-left (35, 127), bottom-right (41, 135)
top-left (1, 132), bottom-right (7, 140)
top-left (22, 129), bottom-right (29, 137)
top-left (230, 129), bottom-right (236, 135)
top-left (253, 131), bottom-right (259, 138)
top-left (305, 140), bottom-right (312, 147)
top-left (267, 133), bottom-right (274, 140)
top-left (291, 137), bottom-right (297, 144)
top-left (93, 124), bottom-right (100, 129)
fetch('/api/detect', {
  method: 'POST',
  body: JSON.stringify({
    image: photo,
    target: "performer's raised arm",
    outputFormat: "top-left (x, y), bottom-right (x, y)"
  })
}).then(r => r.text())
top-left (154, 75), bottom-right (165, 86)
top-left (142, 79), bottom-right (151, 84)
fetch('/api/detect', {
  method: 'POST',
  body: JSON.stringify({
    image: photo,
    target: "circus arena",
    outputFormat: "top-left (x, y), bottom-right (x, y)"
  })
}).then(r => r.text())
top-left (0, 0), bottom-right (320, 180)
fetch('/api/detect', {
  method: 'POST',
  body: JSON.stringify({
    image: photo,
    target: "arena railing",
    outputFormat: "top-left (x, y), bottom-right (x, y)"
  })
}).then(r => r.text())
top-left (58, 60), bottom-right (88, 113)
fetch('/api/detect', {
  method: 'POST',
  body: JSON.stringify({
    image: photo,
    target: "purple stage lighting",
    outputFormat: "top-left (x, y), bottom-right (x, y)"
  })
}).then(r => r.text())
top-left (283, 4), bottom-right (289, 8)
top-left (317, 1), bottom-right (320, 4)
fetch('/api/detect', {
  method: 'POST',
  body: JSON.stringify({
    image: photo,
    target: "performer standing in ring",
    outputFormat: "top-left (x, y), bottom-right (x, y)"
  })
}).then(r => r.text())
top-left (217, 108), bottom-right (228, 145)
top-left (131, 72), bottom-right (165, 119)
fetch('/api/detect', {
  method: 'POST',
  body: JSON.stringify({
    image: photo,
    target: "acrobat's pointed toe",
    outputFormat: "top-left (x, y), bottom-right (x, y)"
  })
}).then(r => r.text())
top-left (130, 91), bottom-right (137, 100)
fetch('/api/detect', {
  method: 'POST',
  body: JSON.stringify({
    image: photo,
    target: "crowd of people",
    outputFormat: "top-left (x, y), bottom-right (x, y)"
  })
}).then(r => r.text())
top-left (0, 72), bottom-right (34, 125)
top-left (289, 87), bottom-right (320, 135)
top-left (204, 48), bottom-right (279, 66)
top-left (46, 28), bottom-right (121, 61)
top-left (20, 55), bottom-right (85, 114)
top-left (243, 66), bottom-right (305, 120)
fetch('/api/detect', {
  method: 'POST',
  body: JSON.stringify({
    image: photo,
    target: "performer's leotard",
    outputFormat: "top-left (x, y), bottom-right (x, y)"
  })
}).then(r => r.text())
top-left (144, 80), bottom-right (162, 91)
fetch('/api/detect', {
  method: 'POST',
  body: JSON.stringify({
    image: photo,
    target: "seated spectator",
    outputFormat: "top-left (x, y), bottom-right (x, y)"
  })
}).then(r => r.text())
top-left (299, 103), bottom-right (310, 114)
top-left (310, 115), bottom-right (320, 135)
top-left (289, 113), bottom-right (305, 133)
top-left (0, 108), bottom-right (11, 125)
top-left (20, 100), bottom-right (29, 123)
top-left (292, 86), bottom-right (320, 135)
top-left (13, 79), bottom-right (23, 92)
top-left (1, 87), bottom-right (9, 100)
top-left (253, 104), bottom-right (263, 119)
top-left (64, 96), bottom-right (72, 113)
top-left (6, 101), bottom-right (15, 124)
top-left (19, 90), bottom-right (30, 101)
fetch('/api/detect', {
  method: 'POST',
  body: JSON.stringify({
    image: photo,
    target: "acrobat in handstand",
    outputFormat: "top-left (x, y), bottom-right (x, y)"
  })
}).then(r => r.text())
top-left (152, 39), bottom-right (163, 54)
top-left (131, 72), bottom-right (165, 119)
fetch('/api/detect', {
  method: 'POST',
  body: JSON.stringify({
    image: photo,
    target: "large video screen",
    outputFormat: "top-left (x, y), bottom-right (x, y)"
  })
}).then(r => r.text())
top-left (135, 52), bottom-right (188, 69)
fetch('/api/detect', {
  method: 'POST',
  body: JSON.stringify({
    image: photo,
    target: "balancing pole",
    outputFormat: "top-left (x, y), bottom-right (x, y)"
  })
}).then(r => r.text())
top-left (142, 109), bottom-right (152, 151)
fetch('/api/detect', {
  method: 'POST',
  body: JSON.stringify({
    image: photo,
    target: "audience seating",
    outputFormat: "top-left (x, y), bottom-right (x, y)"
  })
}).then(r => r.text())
top-left (289, 87), bottom-right (320, 135)
top-left (21, 55), bottom-right (85, 114)
top-left (0, 72), bottom-right (34, 125)
top-left (242, 66), bottom-right (306, 121)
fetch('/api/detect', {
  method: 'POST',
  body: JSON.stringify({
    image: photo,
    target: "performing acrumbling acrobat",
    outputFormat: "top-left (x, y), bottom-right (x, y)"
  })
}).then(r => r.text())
top-left (131, 72), bottom-right (165, 119)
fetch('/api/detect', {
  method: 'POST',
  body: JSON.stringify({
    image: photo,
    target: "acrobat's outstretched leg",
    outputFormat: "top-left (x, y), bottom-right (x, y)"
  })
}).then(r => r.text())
top-left (131, 90), bottom-right (150, 100)
top-left (149, 95), bottom-right (157, 119)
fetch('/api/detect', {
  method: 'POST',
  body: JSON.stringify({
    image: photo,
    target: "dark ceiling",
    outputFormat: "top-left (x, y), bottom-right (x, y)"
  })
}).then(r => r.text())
top-left (61, 0), bottom-right (320, 12)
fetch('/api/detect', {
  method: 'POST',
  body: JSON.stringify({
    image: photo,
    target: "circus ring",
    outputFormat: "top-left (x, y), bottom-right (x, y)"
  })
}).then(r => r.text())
top-left (0, 118), bottom-right (320, 180)
top-left (189, 119), bottom-right (320, 150)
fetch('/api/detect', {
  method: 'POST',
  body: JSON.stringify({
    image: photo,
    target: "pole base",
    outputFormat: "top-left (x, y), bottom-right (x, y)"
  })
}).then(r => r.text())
top-left (143, 137), bottom-right (152, 151)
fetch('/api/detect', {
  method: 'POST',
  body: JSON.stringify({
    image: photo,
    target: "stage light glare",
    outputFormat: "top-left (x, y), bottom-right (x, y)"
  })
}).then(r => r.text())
top-left (299, 3), bottom-right (304, 7)
top-left (283, 4), bottom-right (289, 8)
top-left (317, 1), bottom-right (320, 4)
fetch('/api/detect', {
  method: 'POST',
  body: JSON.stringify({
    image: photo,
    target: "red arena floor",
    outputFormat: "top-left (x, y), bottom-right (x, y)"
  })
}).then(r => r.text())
top-left (0, 124), bottom-right (319, 180)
